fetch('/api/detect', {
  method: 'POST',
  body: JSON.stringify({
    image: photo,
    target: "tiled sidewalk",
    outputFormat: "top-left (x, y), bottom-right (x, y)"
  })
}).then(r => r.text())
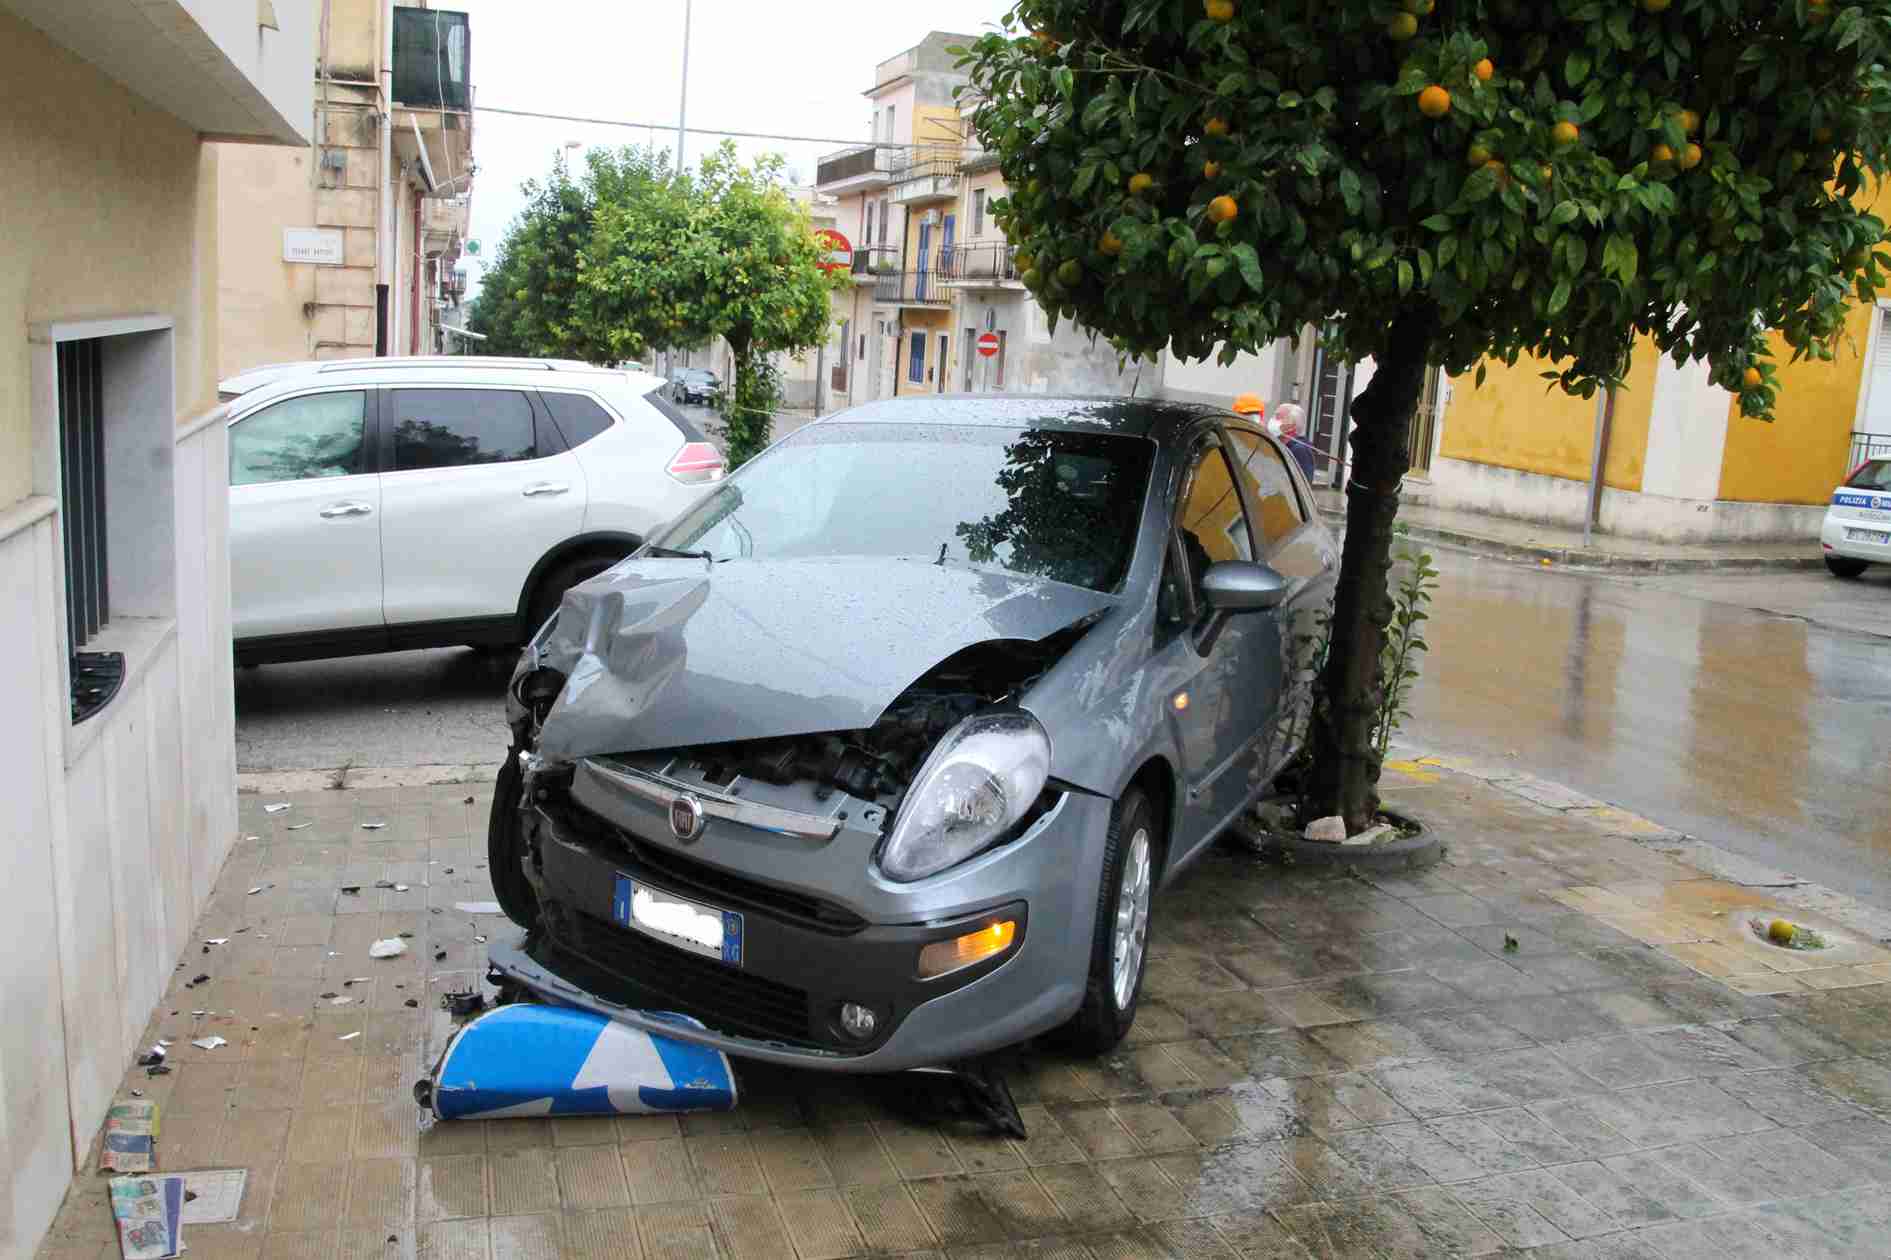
top-left (35, 760), bottom-right (1891, 1259)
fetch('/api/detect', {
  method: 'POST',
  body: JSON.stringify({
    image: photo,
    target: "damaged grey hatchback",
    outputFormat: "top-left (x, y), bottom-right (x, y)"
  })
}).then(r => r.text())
top-left (488, 396), bottom-right (1337, 1072)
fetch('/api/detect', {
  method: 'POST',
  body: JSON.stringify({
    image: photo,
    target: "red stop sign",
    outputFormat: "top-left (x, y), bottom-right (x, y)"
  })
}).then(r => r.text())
top-left (977, 331), bottom-right (1001, 358)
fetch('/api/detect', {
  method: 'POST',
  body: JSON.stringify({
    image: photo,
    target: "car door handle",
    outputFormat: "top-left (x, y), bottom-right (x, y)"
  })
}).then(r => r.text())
top-left (522, 482), bottom-right (570, 497)
top-left (319, 501), bottom-right (374, 518)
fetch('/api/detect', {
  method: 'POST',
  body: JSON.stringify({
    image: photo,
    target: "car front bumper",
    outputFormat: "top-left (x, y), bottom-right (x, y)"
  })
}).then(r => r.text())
top-left (489, 769), bottom-right (1111, 1072)
top-left (1821, 508), bottom-right (1891, 564)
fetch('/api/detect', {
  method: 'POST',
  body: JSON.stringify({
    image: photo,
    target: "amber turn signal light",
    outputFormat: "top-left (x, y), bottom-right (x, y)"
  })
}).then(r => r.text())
top-left (917, 920), bottom-right (1017, 979)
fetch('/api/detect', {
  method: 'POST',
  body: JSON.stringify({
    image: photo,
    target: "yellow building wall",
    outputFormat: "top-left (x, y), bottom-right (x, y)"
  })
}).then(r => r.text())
top-left (896, 309), bottom-right (953, 396)
top-left (1717, 310), bottom-right (1873, 504)
top-left (915, 105), bottom-right (963, 148)
top-left (1441, 338), bottom-right (1658, 492)
top-left (325, 0), bottom-right (382, 78)
top-left (0, 10), bottom-right (216, 508)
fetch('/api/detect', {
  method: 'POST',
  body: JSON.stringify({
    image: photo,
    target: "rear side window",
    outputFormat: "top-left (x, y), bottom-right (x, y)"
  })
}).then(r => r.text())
top-left (391, 388), bottom-right (536, 470)
top-left (1226, 429), bottom-right (1306, 549)
top-left (230, 390), bottom-right (368, 485)
top-left (539, 391), bottom-right (616, 449)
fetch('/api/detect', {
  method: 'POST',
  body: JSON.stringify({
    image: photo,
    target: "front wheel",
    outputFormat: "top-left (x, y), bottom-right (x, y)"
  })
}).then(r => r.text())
top-left (524, 552), bottom-right (623, 642)
top-left (487, 752), bottom-right (540, 929)
top-left (1826, 555), bottom-right (1869, 578)
top-left (1053, 787), bottom-right (1159, 1056)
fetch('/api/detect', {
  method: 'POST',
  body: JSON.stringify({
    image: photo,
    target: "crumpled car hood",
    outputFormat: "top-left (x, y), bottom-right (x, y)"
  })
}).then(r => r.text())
top-left (530, 557), bottom-right (1115, 762)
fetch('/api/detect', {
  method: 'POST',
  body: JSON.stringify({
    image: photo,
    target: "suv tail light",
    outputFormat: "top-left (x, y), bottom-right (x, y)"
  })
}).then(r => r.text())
top-left (667, 441), bottom-right (726, 485)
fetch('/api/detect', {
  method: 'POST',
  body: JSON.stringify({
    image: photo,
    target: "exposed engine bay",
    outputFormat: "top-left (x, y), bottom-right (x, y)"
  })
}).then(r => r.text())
top-left (514, 633), bottom-right (1082, 826)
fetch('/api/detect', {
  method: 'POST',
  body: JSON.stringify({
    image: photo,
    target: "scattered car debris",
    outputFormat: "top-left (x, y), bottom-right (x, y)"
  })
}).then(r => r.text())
top-left (263, 803), bottom-right (291, 814)
top-left (340, 885), bottom-right (361, 895)
top-left (441, 990), bottom-right (487, 1018)
top-left (329, 996), bottom-right (354, 1006)
top-left (473, 935), bottom-right (487, 945)
top-left (443, 867), bottom-right (454, 875)
top-left (414, 1004), bottom-right (736, 1119)
top-left (369, 938), bottom-right (407, 959)
top-left (245, 885), bottom-right (270, 896)
top-left (203, 938), bottom-right (229, 947)
top-left (286, 821), bottom-right (313, 831)
top-left (404, 998), bottom-right (420, 1008)
top-left (338, 1031), bottom-right (361, 1041)
top-left (453, 901), bottom-right (503, 915)
top-left (186, 974), bottom-right (210, 987)
top-left (145, 1064), bottom-right (172, 1078)
top-left (191, 1036), bottom-right (227, 1051)
top-left (360, 822), bottom-right (386, 830)
top-left (374, 880), bottom-right (396, 889)
top-left (1303, 815), bottom-right (1347, 843)
top-left (342, 977), bottom-right (373, 987)
top-left (1503, 933), bottom-right (1520, 952)
top-left (137, 1047), bottom-right (166, 1067)
top-left (320, 992), bottom-right (338, 1000)
top-left (462, 795), bottom-right (475, 805)
top-left (433, 950), bottom-right (448, 962)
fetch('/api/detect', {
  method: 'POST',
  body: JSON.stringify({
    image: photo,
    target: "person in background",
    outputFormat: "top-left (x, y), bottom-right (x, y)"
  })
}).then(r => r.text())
top-left (1271, 402), bottom-right (1319, 481)
top-left (1232, 392), bottom-right (1266, 421)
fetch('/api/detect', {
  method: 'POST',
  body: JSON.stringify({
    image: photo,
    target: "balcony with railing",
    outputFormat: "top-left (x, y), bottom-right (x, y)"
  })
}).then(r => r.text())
top-left (943, 241), bottom-right (1019, 287)
top-left (392, 6), bottom-right (473, 190)
top-left (872, 266), bottom-right (952, 307)
top-left (890, 146), bottom-right (962, 204)
top-left (816, 144), bottom-right (898, 193)
top-left (850, 245), bottom-right (899, 284)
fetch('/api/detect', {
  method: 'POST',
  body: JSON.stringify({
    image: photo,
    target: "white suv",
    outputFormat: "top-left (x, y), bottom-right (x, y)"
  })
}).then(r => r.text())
top-left (220, 358), bottom-right (724, 665)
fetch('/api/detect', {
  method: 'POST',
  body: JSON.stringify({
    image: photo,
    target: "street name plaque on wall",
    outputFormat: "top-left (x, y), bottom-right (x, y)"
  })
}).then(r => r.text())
top-left (282, 228), bottom-right (345, 265)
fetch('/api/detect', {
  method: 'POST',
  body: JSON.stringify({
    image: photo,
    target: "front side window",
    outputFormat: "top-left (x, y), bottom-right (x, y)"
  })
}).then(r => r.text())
top-left (1225, 429), bottom-right (1305, 550)
top-left (230, 390), bottom-right (368, 486)
top-left (391, 388), bottom-right (536, 471)
top-left (653, 423), bottom-right (1154, 593)
top-left (1177, 441), bottom-right (1255, 579)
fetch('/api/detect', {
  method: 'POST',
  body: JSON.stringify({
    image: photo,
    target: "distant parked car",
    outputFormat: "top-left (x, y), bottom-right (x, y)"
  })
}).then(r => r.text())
top-left (1822, 457), bottom-right (1891, 577)
top-left (218, 357), bottom-right (725, 665)
top-left (670, 368), bottom-right (721, 406)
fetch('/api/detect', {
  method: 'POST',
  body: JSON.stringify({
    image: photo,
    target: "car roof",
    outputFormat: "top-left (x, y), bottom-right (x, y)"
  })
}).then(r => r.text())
top-left (220, 357), bottom-right (665, 412)
top-left (817, 393), bottom-right (1234, 444)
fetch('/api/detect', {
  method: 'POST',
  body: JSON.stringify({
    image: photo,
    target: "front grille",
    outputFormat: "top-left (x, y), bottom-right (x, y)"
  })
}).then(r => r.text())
top-left (548, 799), bottom-right (867, 933)
top-left (553, 908), bottom-right (816, 1047)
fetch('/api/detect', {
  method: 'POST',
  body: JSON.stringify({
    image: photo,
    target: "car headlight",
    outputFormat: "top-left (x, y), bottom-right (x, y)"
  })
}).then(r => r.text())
top-left (879, 712), bottom-right (1051, 883)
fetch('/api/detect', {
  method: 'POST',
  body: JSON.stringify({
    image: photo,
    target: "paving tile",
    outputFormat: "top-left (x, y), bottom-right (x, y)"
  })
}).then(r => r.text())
top-left (815, 1123), bottom-right (902, 1185)
top-left (1272, 1201), bottom-right (1384, 1258)
top-left (1203, 1209), bottom-right (1309, 1258)
top-left (1370, 1059), bottom-right (1498, 1117)
top-left (556, 1145), bottom-right (631, 1210)
top-left (1146, 1217), bottom-right (1243, 1258)
top-left (486, 1212), bottom-right (560, 1260)
top-left (1804, 1054), bottom-right (1891, 1119)
top-left (1633, 1212), bottom-right (1797, 1260)
top-left (1468, 1045), bottom-right (1608, 1102)
top-left (906, 1175), bottom-right (1008, 1246)
top-left (488, 1147), bottom-right (560, 1216)
top-left (877, 1121), bottom-right (964, 1178)
top-left (708, 1195), bottom-right (791, 1260)
top-left (1656, 1127), bottom-right (1873, 1204)
top-left (637, 1202), bottom-right (718, 1260)
top-left (752, 1128), bottom-right (838, 1190)
top-left (418, 1154), bottom-right (488, 1222)
top-left (777, 1188), bottom-right (866, 1259)
top-left (345, 1157), bottom-right (417, 1227)
top-left (972, 1169), bottom-right (1067, 1237)
top-left (270, 1162), bottom-right (351, 1233)
top-left (1752, 1186), bottom-right (1891, 1259)
top-left (1031, 1161), bottom-right (1137, 1231)
top-left (1052, 1102), bottom-right (1143, 1157)
top-left (1093, 1157), bottom-right (1191, 1223)
top-left (1110, 1101), bottom-right (1200, 1153)
top-left (844, 1183), bottom-right (938, 1252)
top-left (1395, 1185), bottom-right (1508, 1255)
top-left (620, 1137), bottom-right (697, 1204)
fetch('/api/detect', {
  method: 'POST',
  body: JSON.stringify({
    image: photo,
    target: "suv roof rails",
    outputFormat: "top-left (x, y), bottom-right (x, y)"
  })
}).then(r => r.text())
top-left (314, 356), bottom-right (608, 374)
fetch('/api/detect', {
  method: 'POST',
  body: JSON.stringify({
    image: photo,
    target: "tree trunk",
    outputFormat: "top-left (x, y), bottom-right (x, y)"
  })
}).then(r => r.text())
top-left (1303, 307), bottom-right (1435, 834)
top-left (722, 331), bottom-right (771, 467)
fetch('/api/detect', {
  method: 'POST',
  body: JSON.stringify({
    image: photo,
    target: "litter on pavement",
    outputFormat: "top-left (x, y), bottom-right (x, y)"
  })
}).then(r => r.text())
top-left (368, 938), bottom-right (406, 959)
top-left (177, 1169), bottom-right (247, 1224)
top-left (285, 821), bottom-right (313, 831)
top-left (263, 803), bottom-right (291, 814)
top-left (360, 821), bottom-right (386, 830)
top-left (414, 1004), bottom-right (737, 1120)
top-left (100, 1099), bottom-right (159, 1173)
top-left (453, 901), bottom-right (504, 915)
top-left (190, 1036), bottom-right (226, 1051)
top-left (108, 1172), bottom-right (181, 1258)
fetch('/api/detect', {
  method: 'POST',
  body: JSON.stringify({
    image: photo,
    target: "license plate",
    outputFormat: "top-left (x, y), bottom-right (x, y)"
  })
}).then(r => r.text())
top-left (613, 874), bottom-right (743, 966)
top-left (1844, 527), bottom-right (1891, 545)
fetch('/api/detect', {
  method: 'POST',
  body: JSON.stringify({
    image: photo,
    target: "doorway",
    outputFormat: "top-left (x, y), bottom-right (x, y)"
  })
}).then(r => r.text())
top-left (936, 334), bottom-right (949, 393)
top-left (1308, 332), bottom-right (1353, 486)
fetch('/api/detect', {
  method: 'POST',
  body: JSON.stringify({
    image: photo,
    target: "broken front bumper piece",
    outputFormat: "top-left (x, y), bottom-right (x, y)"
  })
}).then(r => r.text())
top-left (415, 1003), bottom-right (736, 1120)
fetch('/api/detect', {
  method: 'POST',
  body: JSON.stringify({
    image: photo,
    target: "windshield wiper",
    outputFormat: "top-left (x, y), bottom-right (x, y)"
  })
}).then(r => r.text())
top-left (641, 545), bottom-right (714, 564)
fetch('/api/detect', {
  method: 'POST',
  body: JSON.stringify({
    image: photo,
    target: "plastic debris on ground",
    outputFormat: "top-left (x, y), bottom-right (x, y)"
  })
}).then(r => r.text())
top-left (190, 1036), bottom-right (226, 1051)
top-left (453, 901), bottom-right (504, 915)
top-left (441, 989), bottom-right (487, 1017)
top-left (263, 803), bottom-right (291, 814)
top-left (369, 938), bottom-right (407, 959)
top-left (415, 1004), bottom-right (737, 1120)
top-left (101, 1099), bottom-right (160, 1173)
top-left (360, 822), bottom-right (386, 830)
top-left (109, 1173), bottom-right (182, 1258)
top-left (1303, 815), bottom-right (1347, 843)
top-left (285, 821), bottom-right (313, 831)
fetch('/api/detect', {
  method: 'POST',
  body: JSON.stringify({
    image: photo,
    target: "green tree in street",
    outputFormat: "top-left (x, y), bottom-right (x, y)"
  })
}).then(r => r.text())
top-left (961, 0), bottom-right (1891, 831)
top-left (467, 146), bottom-right (673, 360)
top-left (582, 142), bottom-right (842, 464)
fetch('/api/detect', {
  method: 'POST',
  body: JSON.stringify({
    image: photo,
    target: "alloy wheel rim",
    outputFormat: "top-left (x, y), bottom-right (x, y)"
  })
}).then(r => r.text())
top-left (1112, 828), bottom-right (1152, 1009)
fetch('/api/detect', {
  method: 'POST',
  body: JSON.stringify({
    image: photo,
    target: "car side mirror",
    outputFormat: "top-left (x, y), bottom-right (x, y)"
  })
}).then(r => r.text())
top-left (1196, 561), bottom-right (1288, 654)
top-left (1201, 561), bottom-right (1288, 613)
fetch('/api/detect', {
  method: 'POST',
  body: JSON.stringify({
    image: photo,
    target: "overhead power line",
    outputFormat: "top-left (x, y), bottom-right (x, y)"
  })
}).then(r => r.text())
top-left (474, 103), bottom-right (963, 151)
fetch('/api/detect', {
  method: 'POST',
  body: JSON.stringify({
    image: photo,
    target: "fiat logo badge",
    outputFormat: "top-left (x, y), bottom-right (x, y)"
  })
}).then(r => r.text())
top-left (669, 794), bottom-right (705, 842)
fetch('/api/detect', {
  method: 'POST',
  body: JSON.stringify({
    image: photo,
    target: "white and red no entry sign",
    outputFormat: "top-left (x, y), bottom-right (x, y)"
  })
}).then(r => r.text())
top-left (976, 331), bottom-right (1001, 357)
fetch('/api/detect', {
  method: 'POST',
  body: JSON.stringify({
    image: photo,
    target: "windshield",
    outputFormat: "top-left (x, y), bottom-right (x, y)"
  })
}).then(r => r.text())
top-left (1846, 459), bottom-right (1891, 491)
top-left (652, 422), bottom-right (1155, 592)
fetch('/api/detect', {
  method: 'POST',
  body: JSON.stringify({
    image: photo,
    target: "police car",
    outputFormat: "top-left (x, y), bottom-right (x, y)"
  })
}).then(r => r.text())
top-left (1821, 456), bottom-right (1891, 577)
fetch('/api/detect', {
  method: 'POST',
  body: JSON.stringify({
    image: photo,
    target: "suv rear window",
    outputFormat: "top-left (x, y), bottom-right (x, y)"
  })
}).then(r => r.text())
top-left (1846, 459), bottom-right (1891, 491)
top-left (539, 391), bottom-right (615, 448)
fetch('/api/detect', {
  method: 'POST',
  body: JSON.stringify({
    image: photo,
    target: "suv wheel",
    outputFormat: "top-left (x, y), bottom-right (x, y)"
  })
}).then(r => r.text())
top-left (1826, 555), bottom-right (1869, 578)
top-left (1054, 786), bottom-right (1159, 1055)
top-left (525, 553), bottom-right (623, 641)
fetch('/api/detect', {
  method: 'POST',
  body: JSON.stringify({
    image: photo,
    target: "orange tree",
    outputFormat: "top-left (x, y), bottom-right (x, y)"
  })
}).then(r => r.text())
top-left (961, 0), bottom-right (1891, 831)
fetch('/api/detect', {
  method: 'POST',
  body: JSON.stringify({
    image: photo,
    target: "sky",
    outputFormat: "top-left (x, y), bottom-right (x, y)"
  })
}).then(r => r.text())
top-left (451, 0), bottom-right (1015, 297)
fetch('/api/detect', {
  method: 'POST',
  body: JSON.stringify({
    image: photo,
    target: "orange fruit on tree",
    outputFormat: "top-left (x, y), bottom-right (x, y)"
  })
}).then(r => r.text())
top-left (1651, 142), bottom-right (1675, 164)
top-left (1484, 158), bottom-right (1509, 185)
top-left (1679, 142), bottom-right (1702, 170)
top-left (1128, 171), bottom-right (1155, 196)
top-left (1099, 230), bottom-right (1124, 257)
top-left (1205, 0), bottom-right (1235, 22)
top-left (1474, 58), bottom-right (1495, 82)
top-left (1679, 108), bottom-right (1701, 134)
top-left (1742, 366), bottom-right (1762, 389)
top-left (1387, 12), bottom-right (1418, 40)
top-left (1033, 30), bottom-right (1060, 53)
top-left (1814, 125), bottom-right (1834, 144)
top-left (1207, 194), bottom-right (1239, 223)
top-left (1203, 159), bottom-right (1222, 179)
top-left (1466, 142), bottom-right (1492, 167)
top-left (1551, 120), bottom-right (1580, 146)
top-left (1204, 116), bottom-right (1230, 138)
top-left (1642, 0), bottom-right (1670, 10)
top-left (1418, 85), bottom-right (1452, 118)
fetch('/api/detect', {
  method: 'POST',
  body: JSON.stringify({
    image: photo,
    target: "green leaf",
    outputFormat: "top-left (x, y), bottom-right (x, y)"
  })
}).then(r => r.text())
top-left (1548, 277), bottom-right (1571, 315)
top-left (1565, 52), bottom-right (1590, 87)
top-left (1071, 162), bottom-right (1097, 197)
top-left (1397, 258), bottom-right (1414, 296)
top-left (1550, 200), bottom-right (1580, 227)
top-left (1420, 214), bottom-right (1454, 232)
top-left (1232, 242), bottom-right (1266, 292)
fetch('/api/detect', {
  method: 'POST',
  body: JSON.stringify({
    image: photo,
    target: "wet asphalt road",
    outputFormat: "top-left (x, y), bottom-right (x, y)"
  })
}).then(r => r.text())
top-left (1405, 552), bottom-right (1891, 910)
top-left (235, 552), bottom-right (1891, 909)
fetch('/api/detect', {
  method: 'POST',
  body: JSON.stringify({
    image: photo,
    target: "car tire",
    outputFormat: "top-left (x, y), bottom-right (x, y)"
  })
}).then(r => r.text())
top-left (1826, 555), bottom-right (1869, 578)
top-left (524, 552), bottom-right (624, 642)
top-left (487, 751), bottom-right (540, 929)
top-left (1053, 786), bottom-right (1159, 1056)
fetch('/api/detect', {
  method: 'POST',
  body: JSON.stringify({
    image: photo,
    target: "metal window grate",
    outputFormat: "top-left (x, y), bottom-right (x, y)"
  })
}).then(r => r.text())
top-left (59, 338), bottom-right (107, 650)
